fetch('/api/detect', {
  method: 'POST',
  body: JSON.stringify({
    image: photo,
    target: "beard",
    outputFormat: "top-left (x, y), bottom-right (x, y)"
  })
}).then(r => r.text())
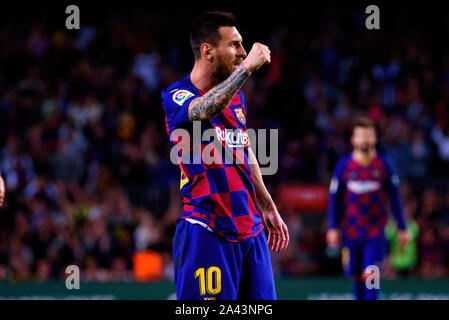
top-left (212, 62), bottom-right (233, 82)
top-left (212, 56), bottom-right (240, 82)
top-left (355, 143), bottom-right (376, 153)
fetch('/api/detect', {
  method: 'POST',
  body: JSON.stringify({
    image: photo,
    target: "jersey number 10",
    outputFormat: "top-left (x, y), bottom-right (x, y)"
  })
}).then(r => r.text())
top-left (194, 267), bottom-right (222, 296)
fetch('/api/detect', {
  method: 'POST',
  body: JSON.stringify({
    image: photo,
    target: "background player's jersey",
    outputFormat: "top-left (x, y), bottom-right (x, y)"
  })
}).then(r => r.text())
top-left (327, 153), bottom-right (407, 241)
top-left (161, 74), bottom-right (263, 242)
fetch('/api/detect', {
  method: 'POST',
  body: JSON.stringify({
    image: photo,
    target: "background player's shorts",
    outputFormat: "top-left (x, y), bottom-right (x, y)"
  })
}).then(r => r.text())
top-left (342, 236), bottom-right (387, 277)
top-left (173, 219), bottom-right (276, 300)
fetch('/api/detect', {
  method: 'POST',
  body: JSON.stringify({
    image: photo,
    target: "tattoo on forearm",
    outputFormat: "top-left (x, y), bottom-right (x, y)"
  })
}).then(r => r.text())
top-left (188, 65), bottom-right (250, 121)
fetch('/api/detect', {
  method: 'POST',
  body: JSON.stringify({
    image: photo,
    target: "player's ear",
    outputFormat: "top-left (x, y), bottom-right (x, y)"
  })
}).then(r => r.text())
top-left (200, 43), bottom-right (214, 62)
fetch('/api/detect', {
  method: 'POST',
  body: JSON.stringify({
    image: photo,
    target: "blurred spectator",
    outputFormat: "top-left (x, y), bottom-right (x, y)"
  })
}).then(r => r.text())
top-left (385, 215), bottom-right (419, 278)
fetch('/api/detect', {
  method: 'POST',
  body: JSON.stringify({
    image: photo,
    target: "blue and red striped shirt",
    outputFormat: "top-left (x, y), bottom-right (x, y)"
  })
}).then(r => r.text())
top-left (161, 74), bottom-right (263, 242)
top-left (327, 154), bottom-right (407, 241)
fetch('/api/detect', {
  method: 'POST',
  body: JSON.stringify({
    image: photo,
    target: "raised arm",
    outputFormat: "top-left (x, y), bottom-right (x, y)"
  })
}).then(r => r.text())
top-left (188, 43), bottom-right (271, 121)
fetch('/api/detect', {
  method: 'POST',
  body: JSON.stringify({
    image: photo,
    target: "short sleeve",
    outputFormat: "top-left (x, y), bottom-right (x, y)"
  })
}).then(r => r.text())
top-left (162, 88), bottom-right (200, 130)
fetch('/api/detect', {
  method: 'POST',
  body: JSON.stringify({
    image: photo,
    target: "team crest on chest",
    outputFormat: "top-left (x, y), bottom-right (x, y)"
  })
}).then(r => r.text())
top-left (234, 107), bottom-right (246, 124)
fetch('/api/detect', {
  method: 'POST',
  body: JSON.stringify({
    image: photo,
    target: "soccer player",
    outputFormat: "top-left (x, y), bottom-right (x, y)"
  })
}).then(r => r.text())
top-left (161, 11), bottom-right (289, 300)
top-left (326, 117), bottom-right (410, 300)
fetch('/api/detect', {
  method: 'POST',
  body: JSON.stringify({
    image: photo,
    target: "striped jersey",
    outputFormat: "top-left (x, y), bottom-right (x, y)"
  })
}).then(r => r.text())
top-left (161, 74), bottom-right (263, 242)
top-left (327, 153), bottom-right (407, 241)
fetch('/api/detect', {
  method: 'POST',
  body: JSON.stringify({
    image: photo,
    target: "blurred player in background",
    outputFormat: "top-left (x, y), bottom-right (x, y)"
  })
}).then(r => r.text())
top-left (161, 11), bottom-right (289, 300)
top-left (326, 117), bottom-right (410, 300)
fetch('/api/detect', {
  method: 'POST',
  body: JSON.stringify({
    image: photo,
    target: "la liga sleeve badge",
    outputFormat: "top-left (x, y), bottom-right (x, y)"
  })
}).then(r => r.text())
top-left (172, 90), bottom-right (194, 106)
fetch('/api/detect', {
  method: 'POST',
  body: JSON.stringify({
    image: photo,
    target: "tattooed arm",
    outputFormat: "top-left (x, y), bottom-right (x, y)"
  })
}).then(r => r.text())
top-left (188, 65), bottom-right (250, 121)
top-left (188, 42), bottom-right (271, 121)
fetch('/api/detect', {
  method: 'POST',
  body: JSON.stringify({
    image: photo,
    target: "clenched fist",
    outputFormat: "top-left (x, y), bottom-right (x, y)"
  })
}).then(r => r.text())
top-left (242, 43), bottom-right (271, 73)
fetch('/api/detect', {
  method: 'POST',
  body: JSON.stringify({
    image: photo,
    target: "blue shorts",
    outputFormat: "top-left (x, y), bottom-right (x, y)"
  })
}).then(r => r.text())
top-left (173, 219), bottom-right (276, 300)
top-left (342, 236), bottom-right (387, 278)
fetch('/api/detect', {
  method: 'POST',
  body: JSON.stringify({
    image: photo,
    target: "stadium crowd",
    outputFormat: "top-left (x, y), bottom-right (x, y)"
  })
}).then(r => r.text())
top-left (1, 6), bottom-right (449, 282)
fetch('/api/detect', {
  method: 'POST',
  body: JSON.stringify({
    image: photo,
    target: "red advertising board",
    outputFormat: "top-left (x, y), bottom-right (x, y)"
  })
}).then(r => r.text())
top-left (276, 183), bottom-right (329, 212)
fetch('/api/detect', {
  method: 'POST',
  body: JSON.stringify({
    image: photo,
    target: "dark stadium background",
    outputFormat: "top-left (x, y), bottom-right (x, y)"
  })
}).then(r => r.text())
top-left (0, 3), bottom-right (449, 299)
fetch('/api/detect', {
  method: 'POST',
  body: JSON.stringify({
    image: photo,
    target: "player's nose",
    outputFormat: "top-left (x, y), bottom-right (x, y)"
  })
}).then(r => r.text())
top-left (237, 44), bottom-right (247, 59)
